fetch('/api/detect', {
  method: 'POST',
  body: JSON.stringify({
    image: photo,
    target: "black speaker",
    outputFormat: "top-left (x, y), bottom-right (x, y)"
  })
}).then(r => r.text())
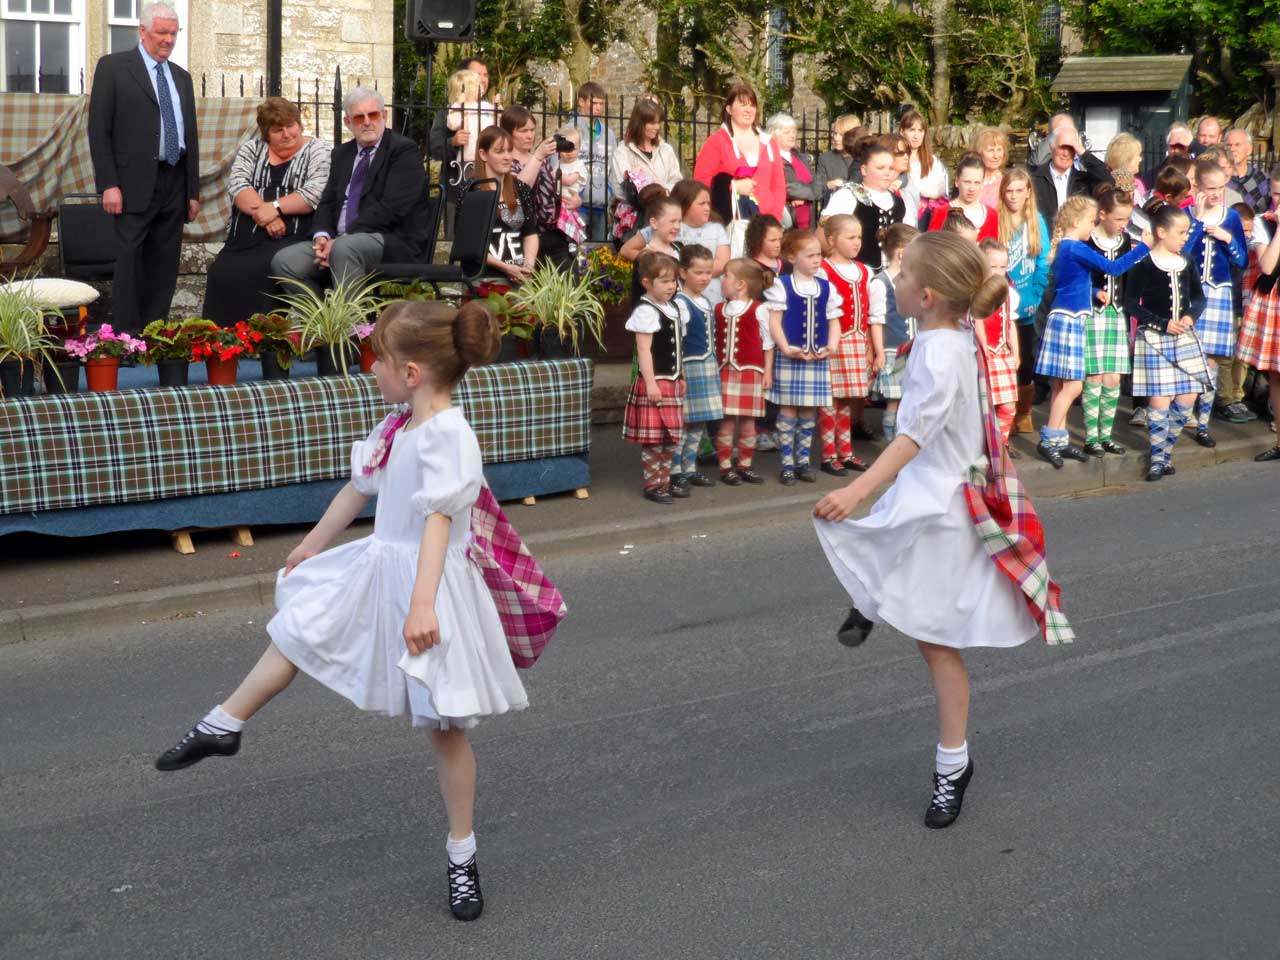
top-left (406, 0), bottom-right (475, 41)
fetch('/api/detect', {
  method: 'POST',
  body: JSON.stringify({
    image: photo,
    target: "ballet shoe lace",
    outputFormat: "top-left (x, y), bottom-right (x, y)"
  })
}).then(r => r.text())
top-left (447, 856), bottom-right (481, 904)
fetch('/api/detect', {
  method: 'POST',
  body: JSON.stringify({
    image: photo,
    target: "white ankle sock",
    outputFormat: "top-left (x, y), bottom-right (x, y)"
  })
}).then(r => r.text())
top-left (196, 704), bottom-right (244, 736)
top-left (446, 833), bottom-right (477, 866)
top-left (935, 741), bottom-right (969, 777)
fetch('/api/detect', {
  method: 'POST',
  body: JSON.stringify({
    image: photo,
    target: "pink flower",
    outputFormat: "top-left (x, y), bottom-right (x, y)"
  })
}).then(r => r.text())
top-left (355, 323), bottom-right (375, 341)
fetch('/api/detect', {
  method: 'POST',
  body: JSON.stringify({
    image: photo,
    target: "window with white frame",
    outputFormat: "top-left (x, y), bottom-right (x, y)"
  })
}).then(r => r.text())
top-left (107, 0), bottom-right (188, 63)
top-left (1, 0), bottom-right (80, 93)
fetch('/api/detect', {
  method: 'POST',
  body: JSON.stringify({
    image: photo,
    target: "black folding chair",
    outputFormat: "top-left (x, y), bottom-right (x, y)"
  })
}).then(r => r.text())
top-left (56, 193), bottom-right (118, 280)
top-left (377, 179), bottom-right (497, 295)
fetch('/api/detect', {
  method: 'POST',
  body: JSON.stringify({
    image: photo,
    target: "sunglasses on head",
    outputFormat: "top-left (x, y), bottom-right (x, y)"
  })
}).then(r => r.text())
top-left (349, 110), bottom-right (383, 125)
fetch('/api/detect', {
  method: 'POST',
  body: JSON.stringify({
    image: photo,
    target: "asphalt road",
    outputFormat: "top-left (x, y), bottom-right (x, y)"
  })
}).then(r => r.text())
top-left (2, 462), bottom-right (1278, 959)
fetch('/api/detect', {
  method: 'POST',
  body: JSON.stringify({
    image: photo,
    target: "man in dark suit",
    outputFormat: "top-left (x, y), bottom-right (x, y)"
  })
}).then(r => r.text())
top-left (87, 2), bottom-right (200, 333)
top-left (1030, 123), bottom-right (1113, 222)
top-left (272, 87), bottom-right (430, 296)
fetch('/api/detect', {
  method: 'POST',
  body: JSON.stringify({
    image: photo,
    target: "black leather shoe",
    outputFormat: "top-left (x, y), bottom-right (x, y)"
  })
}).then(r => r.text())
top-left (1036, 442), bottom-right (1064, 469)
top-left (1145, 462), bottom-right (1168, 482)
top-left (155, 725), bottom-right (241, 771)
top-left (1101, 439), bottom-right (1126, 455)
top-left (925, 759), bottom-right (974, 829)
top-left (821, 460), bottom-right (848, 477)
top-left (447, 855), bottom-right (484, 921)
top-left (843, 456), bottom-right (869, 472)
top-left (738, 469), bottom-right (765, 484)
top-left (669, 482), bottom-right (691, 499)
top-left (643, 487), bottom-right (673, 504)
top-left (1193, 430), bottom-right (1217, 448)
top-left (1256, 447), bottom-right (1280, 462)
top-left (1060, 443), bottom-right (1089, 462)
top-left (720, 468), bottom-right (743, 486)
top-left (797, 466), bottom-right (818, 483)
top-left (670, 472), bottom-right (691, 489)
top-left (837, 606), bottom-right (874, 647)
top-left (1083, 441), bottom-right (1105, 458)
top-left (687, 471), bottom-right (715, 487)
top-left (779, 469), bottom-right (798, 485)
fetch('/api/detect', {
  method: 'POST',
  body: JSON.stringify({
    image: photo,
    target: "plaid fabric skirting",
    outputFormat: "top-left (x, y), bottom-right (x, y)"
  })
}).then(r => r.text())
top-left (680, 354), bottom-right (724, 423)
top-left (1035, 309), bottom-right (1088, 381)
top-left (1084, 306), bottom-right (1132, 375)
top-left (1197, 283), bottom-right (1237, 358)
top-left (719, 367), bottom-right (766, 418)
top-left (829, 331), bottom-right (871, 398)
top-left (768, 355), bottom-right (833, 408)
top-left (872, 346), bottom-right (906, 400)
top-left (985, 346), bottom-right (1019, 407)
top-left (622, 378), bottom-right (685, 445)
top-left (1236, 286), bottom-right (1280, 373)
top-left (1131, 327), bottom-right (1214, 397)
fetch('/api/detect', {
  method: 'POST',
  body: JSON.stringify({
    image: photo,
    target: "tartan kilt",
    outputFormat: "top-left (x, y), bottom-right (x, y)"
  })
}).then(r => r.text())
top-left (829, 331), bottom-right (871, 398)
top-left (1084, 306), bottom-right (1132, 375)
top-left (622, 378), bottom-right (685, 445)
top-left (985, 345), bottom-right (1020, 408)
top-left (1131, 327), bottom-right (1214, 397)
top-left (1035, 309), bottom-right (1087, 381)
top-left (720, 366), bottom-right (766, 418)
top-left (768, 354), bottom-right (833, 408)
top-left (680, 354), bottom-right (724, 423)
top-left (1197, 283), bottom-right (1237, 358)
top-left (872, 346), bottom-right (906, 400)
top-left (1236, 287), bottom-right (1280, 373)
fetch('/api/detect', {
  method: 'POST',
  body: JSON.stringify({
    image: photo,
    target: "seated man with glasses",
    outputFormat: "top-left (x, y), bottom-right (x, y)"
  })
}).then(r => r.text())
top-left (271, 86), bottom-right (431, 296)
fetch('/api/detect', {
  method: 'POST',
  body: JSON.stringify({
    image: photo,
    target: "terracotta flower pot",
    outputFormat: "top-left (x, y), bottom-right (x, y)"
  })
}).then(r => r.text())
top-left (205, 356), bottom-right (239, 386)
top-left (84, 357), bottom-right (121, 392)
top-left (359, 341), bottom-right (376, 373)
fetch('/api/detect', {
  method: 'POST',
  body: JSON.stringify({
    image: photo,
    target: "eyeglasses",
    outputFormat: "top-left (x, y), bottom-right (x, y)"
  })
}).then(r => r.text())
top-left (1168, 142), bottom-right (1190, 152)
top-left (349, 110), bottom-right (383, 125)
top-left (894, 149), bottom-right (910, 156)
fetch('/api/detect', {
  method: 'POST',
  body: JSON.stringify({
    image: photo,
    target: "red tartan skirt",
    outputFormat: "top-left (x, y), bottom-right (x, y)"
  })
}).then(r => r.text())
top-left (985, 344), bottom-right (1019, 408)
top-left (1236, 286), bottom-right (1280, 373)
top-left (829, 331), bottom-right (872, 398)
top-left (622, 377), bottom-right (685, 445)
top-left (720, 366), bottom-right (766, 418)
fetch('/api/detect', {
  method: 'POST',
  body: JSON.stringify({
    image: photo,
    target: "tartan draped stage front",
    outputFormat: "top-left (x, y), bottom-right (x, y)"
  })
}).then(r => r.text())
top-left (0, 360), bottom-right (593, 516)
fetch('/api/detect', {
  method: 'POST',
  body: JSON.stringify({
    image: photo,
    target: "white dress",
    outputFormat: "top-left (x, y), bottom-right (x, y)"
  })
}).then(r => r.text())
top-left (813, 328), bottom-right (1037, 649)
top-left (267, 408), bottom-right (528, 728)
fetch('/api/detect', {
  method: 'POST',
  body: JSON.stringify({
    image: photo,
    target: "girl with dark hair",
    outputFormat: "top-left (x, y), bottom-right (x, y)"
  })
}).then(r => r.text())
top-left (609, 98), bottom-right (683, 245)
top-left (471, 126), bottom-right (538, 282)
top-left (925, 154), bottom-right (999, 239)
top-left (693, 82), bottom-right (787, 224)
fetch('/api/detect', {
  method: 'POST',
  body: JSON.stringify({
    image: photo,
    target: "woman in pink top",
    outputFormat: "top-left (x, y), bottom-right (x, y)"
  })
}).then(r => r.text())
top-left (693, 81), bottom-right (786, 224)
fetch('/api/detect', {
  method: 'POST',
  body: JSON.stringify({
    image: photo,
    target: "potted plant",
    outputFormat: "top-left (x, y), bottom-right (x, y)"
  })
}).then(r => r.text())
top-left (355, 323), bottom-right (377, 372)
top-left (190, 321), bottom-right (261, 386)
top-left (463, 282), bottom-right (535, 362)
top-left (0, 281), bottom-right (64, 398)
top-left (64, 323), bottom-right (147, 392)
top-left (581, 245), bottom-right (635, 361)
top-left (140, 318), bottom-right (215, 387)
top-left (245, 312), bottom-right (298, 380)
top-left (275, 275), bottom-right (383, 377)
top-left (506, 262), bottom-right (606, 359)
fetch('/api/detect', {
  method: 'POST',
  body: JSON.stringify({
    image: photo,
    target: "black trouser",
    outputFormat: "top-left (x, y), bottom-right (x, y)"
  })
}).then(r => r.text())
top-left (112, 158), bottom-right (186, 333)
top-left (1016, 322), bottom-right (1039, 387)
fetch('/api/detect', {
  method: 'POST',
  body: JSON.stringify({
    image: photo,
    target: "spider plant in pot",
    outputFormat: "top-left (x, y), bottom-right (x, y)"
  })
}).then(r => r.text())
top-left (275, 274), bottom-right (385, 376)
top-left (0, 281), bottom-right (65, 398)
top-left (505, 262), bottom-right (605, 359)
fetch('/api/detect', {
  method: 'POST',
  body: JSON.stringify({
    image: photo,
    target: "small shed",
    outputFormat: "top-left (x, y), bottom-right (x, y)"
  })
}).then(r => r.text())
top-left (1051, 55), bottom-right (1193, 169)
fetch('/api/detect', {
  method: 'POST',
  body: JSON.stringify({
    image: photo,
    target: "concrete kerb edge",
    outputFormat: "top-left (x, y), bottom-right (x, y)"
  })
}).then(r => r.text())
top-left (4, 433), bottom-right (1272, 645)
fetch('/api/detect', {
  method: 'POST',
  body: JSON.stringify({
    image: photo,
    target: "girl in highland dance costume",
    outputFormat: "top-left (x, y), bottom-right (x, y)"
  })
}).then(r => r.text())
top-left (1234, 208), bottom-right (1280, 460)
top-left (817, 214), bottom-right (881, 475)
top-left (715, 258), bottom-right (775, 484)
top-left (869, 223), bottom-right (920, 441)
top-left (1081, 185), bottom-right (1138, 456)
top-left (814, 231), bottom-right (1073, 829)
top-left (671, 244), bottom-right (723, 491)
top-left (155, 300), bottom-right (536, 922)
top-left (1034, 196), bottom-right (1150, 468)
top-left (978, 237), bottom-right (1022, 456)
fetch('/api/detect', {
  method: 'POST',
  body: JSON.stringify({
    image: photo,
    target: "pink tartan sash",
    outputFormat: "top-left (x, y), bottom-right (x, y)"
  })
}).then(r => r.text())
top-left (363, 407), bottom-right (567, 666)
top-left (897, 329), bottom-right (1075, 645)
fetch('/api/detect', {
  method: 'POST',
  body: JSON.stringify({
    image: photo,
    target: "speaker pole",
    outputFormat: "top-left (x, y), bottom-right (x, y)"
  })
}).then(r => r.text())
top-left (422, 39), bottom-right (436, 187)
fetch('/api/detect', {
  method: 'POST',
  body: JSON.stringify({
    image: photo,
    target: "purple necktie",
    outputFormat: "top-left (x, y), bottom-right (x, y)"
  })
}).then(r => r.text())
top-left (339, 147), bottom-right (372, 234)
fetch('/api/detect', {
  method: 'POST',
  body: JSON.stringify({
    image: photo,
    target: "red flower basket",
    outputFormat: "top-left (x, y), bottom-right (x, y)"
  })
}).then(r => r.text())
top-left (205, 356), bottom-right (239, 385)
top-left (84, 357), bottom-right (120, 392)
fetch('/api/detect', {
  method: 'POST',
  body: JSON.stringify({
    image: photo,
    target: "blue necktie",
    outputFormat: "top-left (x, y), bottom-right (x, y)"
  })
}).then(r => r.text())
top-left (156, 63), bottom-right (180, 165)
top-left (340, 147), bottom-right (372, 234)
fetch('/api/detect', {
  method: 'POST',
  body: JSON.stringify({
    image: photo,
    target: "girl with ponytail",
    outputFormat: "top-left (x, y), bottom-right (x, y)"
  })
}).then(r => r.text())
top-left (814, 231), bottom-right (1073, 830)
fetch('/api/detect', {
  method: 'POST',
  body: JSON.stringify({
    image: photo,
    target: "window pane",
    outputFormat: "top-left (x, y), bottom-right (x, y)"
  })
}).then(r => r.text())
top-left (29, 0), bottom-right (50, 13)
top-left (39, 22), bottom-right (70, 93)
top-left (4, 20), bottom-right (36, 92)
top-left (110, 24), bottom-right (136, 51)
top-left (113, 0), bottom-right (132, 17)
top-left (6, 0), bottom-right (29, 13)
top-left (54, 0), bottom-right (72, 13)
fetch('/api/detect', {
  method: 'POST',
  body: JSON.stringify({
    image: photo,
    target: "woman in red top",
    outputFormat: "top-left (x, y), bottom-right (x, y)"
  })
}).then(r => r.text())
top-left (926, 154), bottom-right (999, 241)
top-left (693, 82), bottom-right (787, 225)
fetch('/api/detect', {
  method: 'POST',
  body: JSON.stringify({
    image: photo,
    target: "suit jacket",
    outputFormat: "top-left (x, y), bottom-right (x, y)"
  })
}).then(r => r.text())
top-left (312, 129), bottom-right (431, 263)
top-left (1030, 153), bottom-right (1113, 221)
top-left (88, 48), bottom-right (199, 212)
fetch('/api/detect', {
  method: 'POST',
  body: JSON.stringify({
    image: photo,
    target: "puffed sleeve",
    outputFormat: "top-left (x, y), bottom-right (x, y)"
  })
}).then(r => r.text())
top-left (410, 415), bottom-right (484, 519)
top-left (868, 275), bottom-right (887, 324)
top-left (626, 302), bottom-right (661, 334)
top-left (820, 187), bottom-right (856, 221)
top-left (824, 282), bottom-right (843, 321)
top-left (350, 409), bottom-right (405, 496)
top-left (895, 338), bottom-right (964, 449)
top-left (764, 279), bottom-right (786, 311)
top-left (755, 303), bottom-right (775, 350)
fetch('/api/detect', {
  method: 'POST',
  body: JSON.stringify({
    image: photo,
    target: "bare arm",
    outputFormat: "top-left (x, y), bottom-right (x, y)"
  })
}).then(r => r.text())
top-left (813, 434), bottom-right (921, 522)
top-left (619, 230), bottom-right (647, 262)
top-left (403, 513), bottom-right (451, 655)
top-left (284, 483), bottom-right (369, 574)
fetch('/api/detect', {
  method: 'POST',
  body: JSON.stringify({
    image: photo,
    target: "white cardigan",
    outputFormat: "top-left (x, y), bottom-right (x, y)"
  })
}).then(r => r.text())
top-left (608, 139), bottom-right (683, 201)
top-left (908, 154), bottom-right (950, 203)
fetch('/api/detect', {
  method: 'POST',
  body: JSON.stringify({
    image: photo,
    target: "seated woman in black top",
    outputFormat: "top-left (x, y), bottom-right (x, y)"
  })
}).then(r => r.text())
top-left (464, 126), bottom-right (539, 283)
top-left (203, 97), bottom-right (331, 323)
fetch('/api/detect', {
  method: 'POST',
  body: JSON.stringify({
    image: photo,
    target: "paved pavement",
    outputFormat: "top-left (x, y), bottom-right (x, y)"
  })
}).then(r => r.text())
top-left (2, 461), bottom-right (1277, 959)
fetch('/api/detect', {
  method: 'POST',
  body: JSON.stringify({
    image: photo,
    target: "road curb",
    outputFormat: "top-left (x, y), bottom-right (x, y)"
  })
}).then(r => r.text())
top-left (4, 431), bottom-right (1273, 646)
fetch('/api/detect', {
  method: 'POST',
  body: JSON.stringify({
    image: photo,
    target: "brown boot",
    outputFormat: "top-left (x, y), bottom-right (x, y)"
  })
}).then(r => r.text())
top-left (1013, 385), bottom-right (1035, 435)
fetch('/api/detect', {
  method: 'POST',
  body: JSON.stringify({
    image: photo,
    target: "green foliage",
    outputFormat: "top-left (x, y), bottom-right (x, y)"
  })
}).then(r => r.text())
top-left (138, 317), bottom-right (217, 364)
top-left (506, 262), bottom-right (606, 354)
top-left (0, 279), bottom-right (61, 370)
